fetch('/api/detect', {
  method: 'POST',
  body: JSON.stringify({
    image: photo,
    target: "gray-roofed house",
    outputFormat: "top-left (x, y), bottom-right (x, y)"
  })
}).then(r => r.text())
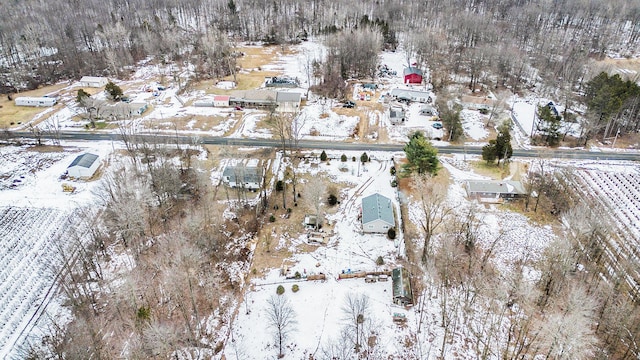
top-left (222, 165), bottom-right (264, 190)
top-left (419, 105), bottom-right (436, 117)
top-left (465, 180), bottom-right (526, 203)
top-left (392, 267), bottom-right (413, 306)
top-left (389, 88), bottom-right (432, 103)
top-left (276, 91), bottom-right (302, 113)
top-left (67, 153), bottom-right (100, 179)
top-left (361, 193), bottom-right (395, 233)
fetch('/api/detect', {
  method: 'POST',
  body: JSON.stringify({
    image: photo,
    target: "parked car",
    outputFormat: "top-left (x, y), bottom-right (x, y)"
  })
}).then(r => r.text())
top-left (432, 122), bottom-right (443, 129)
top-left (343, 100), bottom-right (356, 108)
top-left (234, 106), bottom-right (243, 111)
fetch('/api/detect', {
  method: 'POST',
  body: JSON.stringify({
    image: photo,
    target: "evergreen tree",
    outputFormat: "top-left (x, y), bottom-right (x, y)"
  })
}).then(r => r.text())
top-left (76, 89), bottom-right (91, 104)
top-left (536, 105), bottom-right (562, 146)
top-left (440, 108), bottom-right (464, 142)
top-left (105, 81), bottom-right (123, 101)
top-left (483, 122), bottom-right (512, 165)
top-left (403, 131), bottom-right (439, 176)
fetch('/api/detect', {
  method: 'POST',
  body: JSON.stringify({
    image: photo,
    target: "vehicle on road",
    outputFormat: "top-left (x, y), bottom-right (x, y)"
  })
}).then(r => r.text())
top-left (432, 122), bottom-right (443, 129)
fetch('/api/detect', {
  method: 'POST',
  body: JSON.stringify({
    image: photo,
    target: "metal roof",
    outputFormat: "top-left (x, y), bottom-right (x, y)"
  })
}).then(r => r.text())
top-left (276, 91), bottom-right (301, 103)
top-left (80, 76), bottom-right (107, 82)
top-left (392, 267), bottom-right (413, 300)
top-left (403, 67), bottom-right (423, 76)
top-left (68, 153), bottom-right (99, 169)
top-left (362, 193), bottom-right (394, 226)
top-left (466, 180), bottom-right (525, 195)
top-left (222, 166), bottom-right (263, 184)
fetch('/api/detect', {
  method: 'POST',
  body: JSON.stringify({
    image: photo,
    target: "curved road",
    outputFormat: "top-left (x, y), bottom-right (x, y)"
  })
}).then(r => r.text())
top-left (9, 131), bottom-right (640, 161)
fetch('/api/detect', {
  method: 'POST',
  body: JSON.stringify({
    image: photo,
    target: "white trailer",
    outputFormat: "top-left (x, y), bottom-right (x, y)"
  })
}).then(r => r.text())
top-left (14, 97), bottom-right (57, 107)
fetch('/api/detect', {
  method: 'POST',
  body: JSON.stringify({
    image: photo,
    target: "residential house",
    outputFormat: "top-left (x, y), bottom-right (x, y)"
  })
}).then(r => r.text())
top-left (276, 91), bottom-right (302, 113)
top-left (67, 153), bottom-right (100, 179)
top-left (230, 90), bottom-right (277, 109)
top-left (403, 67), bottom-right (423, 84)
top-left (79, 76), bottom-right (108, 88)
top-left (361, 193), bottom-right (395, 233)
top-left (465, 180), bottom-right (526, 203)
top-left (392, 267), bottom-right (413, 306)
top-left (460, 95), bottom-right (496, 111)
top-left (15, 97), bottom-right (56, 107)
top-left (222, 165), bottom-right (264, 190)
top-left (389, 88), bottom-right (432, 104)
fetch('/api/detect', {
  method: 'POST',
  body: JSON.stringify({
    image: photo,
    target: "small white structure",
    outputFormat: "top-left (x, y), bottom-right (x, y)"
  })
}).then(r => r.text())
top-left (361, 193), bottom-right (395, 233)
top-left (79, 76), bottom-right (108, 88)
top-left (14, 97), bottom-right (57, 107)
top-left (67, 153), bottom-right (100, 179)
top-left (389, 106), bottom-right (405, 124)
top-left (213, 95), bottom-right (231, 107)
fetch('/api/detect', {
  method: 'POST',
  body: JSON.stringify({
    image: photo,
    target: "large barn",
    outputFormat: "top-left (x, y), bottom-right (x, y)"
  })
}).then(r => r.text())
top-left (67, 153), bottom-right (100, 179)
top-left (403, 67), bottom-right (423, 84)
top-left (361, 193), bottom-right (395, 233)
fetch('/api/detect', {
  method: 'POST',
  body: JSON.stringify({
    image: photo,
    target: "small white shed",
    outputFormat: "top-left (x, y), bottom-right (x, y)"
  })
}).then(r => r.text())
top-left (15, 97), bottom-right (57, 107)
top-left (67, 153), bottom-right (100, 179)
top-left (79, 76), bottom-right (108, 88)
top-left (213, 95), bottom-right (231, 107)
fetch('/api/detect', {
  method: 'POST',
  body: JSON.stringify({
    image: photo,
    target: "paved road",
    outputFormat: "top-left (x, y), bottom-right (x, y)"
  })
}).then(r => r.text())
top-left (9, 131), bottom-right (640, 161)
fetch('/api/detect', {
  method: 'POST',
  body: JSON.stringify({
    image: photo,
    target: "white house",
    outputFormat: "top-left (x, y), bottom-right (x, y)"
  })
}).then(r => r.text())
top-left (361, 193), bottom-right (395, 233)
top-left (67, 153), bottom-right (100, 179)
top-left (389, 106), bottom-right (405, 124)
top-left (15, 97), bottom-right (57, 107)
top-left (213, 95), bottom-right (231, 107)
top-left (276, 91), bottom-right (302, 113)
top-left (222, 165), bottom-right (263, 190)
top-left (465, 180), bottom-right (526, 203)
top-left (79, 76), bottom-right (108, 88)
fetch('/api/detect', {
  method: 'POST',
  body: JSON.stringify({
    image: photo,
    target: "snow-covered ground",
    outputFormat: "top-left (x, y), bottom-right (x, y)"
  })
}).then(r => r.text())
top-left (0, 141), bottom-right (114, 358)
top-left (460, 109), bottom-right (489, 141)
top-left (224, 152), bottom-right (564, 359)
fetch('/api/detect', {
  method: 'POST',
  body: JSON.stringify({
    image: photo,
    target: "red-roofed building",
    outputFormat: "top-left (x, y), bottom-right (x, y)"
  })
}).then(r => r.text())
top-left (403, 67), bottom-right (423, 84)
top-left (213, 95), bottom-right (230, 107)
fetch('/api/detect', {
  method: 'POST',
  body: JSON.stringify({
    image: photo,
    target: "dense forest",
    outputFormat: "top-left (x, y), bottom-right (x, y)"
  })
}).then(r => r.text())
top-left (1, 0), bottom-right (640, 95)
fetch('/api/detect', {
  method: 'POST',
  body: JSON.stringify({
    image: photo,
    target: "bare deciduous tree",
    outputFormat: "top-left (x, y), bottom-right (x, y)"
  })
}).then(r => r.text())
top-left (265, 295), bottom-right (297, 358)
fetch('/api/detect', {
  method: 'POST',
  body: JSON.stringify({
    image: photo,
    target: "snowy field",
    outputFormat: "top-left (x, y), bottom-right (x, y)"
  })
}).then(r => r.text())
top-left (0, 142), bottom-right (114, 358)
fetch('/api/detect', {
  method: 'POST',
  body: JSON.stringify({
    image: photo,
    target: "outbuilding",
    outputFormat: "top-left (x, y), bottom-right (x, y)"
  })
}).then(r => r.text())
top-left (403, 67), bottom-right (423, 84)
top-left (79, 76), bottom-right (108, 88)
top-left (15, 97), bottom-right (57, 107)
top-left (67, 153), bottom-right (100, 179)
top-left (214, 95), bottom-right (231, 107)
top-left (392, 267), bottom-right (413, 306)
top-left (361, 193), bottom-right (395, 233)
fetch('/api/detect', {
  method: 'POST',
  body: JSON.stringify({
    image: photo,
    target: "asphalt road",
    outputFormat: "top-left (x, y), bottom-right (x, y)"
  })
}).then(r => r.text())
top-left (8, 131), bottom-right (640, 161)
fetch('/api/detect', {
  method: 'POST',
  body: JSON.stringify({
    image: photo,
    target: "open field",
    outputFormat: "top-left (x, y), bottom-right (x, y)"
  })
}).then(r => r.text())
top-left (0, 84), bottom-right (68, 128)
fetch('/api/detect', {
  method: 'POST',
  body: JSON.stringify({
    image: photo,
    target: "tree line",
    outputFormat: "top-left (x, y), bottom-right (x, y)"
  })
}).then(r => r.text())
top-left (1, 0), bottom-right (640, 96)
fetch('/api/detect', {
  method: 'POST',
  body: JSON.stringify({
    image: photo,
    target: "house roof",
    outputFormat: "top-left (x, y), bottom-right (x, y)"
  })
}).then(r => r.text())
top-left (213, 95), bottom-right (230, 101)
top-left (15, 96), bottom-right (56, 102)
top-left (231, 90), bottom-right (277, 102)
top-left (362, 193), bottom-right (394, 225)
top-left (80, 76), bottom-right (107, 82)
top-left (68, 153), bottom-right (99, 169)
top-left (389, 88), bottom-right (431, 101)
top-left (403, 67), bottom-right (423, 76)
top-left (276, 91), bottom-right (301, 103)
top-left (392, 267), bottom-right (413, 300)
top-left (466, 180), bottom-right (525, 195)
top-left (222, 166), bottom-right (263, 184)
